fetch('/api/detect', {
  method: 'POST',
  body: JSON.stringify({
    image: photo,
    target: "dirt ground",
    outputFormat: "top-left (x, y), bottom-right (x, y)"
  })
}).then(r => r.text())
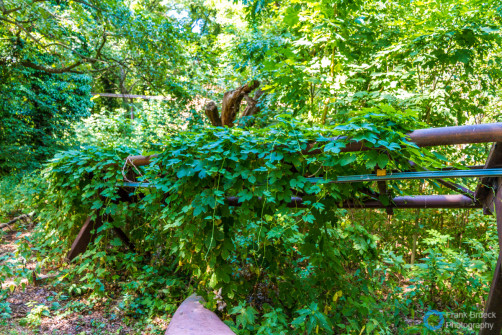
top-left (0, 225), bottom-right (168, 335)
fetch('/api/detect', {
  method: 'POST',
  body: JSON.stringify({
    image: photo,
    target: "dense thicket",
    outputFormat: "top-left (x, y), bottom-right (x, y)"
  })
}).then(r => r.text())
top-left (1, 0), bottom-right (502, 334)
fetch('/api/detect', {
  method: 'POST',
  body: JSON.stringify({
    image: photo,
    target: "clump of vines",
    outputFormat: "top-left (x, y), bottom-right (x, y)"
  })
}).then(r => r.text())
top-left (33, 105), bottom-right (447, 333)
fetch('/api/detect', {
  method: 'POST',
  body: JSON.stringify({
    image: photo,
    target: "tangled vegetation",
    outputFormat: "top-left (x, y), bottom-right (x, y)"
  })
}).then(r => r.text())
top-left (1, 0), bottom-right (501, 334)
top-left (0, 106), bottom-right (494, 333)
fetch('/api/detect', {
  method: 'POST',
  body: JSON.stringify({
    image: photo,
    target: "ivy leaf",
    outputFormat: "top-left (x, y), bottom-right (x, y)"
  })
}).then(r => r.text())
top-left (209, 273), bottom-right (218, 288)
top-left (339, 154), bottom-right (356, 166)
top-left (376, 154), bottom-right (389, 169)
top-left (237, 189), bottom-right (253, 203)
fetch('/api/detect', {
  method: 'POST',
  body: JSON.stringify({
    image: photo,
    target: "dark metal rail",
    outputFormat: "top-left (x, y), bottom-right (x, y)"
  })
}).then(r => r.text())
top-left (126, 123), bottom-right (502, 166)
top-left (123, 168), bottom-right (502, 188)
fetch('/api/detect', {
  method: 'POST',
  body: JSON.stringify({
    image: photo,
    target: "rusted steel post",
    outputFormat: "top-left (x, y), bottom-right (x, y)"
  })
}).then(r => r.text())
top-left (67, 215), bottom-right (104, 262)
top-left (475, 143), bottom-right (502, 215)
top-left (480, 179), bottom-right (502, 335)
top-left (165, 294), bottom-right (235, 335)
top-left (481, 253), bottom-right (502, 335)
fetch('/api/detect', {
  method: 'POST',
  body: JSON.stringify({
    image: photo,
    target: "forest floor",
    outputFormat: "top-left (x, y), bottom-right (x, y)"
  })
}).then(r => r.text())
top-left (0, 223), bottom-right (168, 334)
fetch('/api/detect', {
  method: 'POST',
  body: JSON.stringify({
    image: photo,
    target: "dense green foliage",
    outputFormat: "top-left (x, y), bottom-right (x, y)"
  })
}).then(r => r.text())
top-left (1, 0), bottom-right (502, 333)
top-left (0, 107), bottom-right (497, 333)
top-left (0, 65), bottom-right (92, 172)
top-left (0, 0), bottom-right (192, 172)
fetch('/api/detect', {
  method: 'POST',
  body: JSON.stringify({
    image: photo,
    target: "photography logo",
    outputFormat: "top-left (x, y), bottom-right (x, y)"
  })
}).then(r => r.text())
top-left (423, 310), bottom-right (444, 330)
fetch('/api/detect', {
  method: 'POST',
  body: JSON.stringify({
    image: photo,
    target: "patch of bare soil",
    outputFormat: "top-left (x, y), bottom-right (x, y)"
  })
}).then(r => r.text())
top-left (0, 224), bottom-right (156, 335)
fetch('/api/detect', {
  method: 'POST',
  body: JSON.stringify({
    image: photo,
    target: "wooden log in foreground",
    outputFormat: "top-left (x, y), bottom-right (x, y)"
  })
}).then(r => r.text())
top-left (127, 123), bottom-right (502, 167)
top-left (165, 294), bottom-right (235, 335)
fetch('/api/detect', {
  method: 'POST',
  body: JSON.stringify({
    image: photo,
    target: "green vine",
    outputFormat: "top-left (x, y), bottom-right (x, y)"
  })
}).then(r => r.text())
top-left (33, 105), bottom-right (448, 333)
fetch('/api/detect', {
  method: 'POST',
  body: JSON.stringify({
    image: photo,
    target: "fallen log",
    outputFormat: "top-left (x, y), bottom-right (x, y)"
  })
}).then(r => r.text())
top-left (0, 212), bottom-right (35, 229)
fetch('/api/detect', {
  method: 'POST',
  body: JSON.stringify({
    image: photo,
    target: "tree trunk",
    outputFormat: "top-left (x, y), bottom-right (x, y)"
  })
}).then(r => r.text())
top-left (204, 101), bottom-right (222, 127)
top-left (204, 80), bottom-right (261, 127)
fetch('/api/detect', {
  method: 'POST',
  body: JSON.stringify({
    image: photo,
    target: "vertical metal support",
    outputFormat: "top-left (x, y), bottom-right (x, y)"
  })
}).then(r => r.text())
top-left (480, 179), bottom-right (502, 335)
top-left (66, 215), bottom-right (104, 262)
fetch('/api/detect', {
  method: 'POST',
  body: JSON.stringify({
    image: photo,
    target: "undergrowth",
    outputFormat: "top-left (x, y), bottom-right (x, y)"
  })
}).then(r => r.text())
top-left (0, 106), bottom-right (498, 334)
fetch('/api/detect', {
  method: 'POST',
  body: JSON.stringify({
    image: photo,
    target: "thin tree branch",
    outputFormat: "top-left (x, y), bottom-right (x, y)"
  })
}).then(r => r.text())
top-left (1, 0), bottom-right (49, 15)
top-left (0, 16), bottom-right (46, 49)
top-left (20, 59), bottom-right (85, 73)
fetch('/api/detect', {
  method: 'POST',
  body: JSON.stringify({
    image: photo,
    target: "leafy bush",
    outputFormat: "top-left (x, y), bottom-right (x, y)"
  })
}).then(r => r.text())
top-left (19, 106), bottom-right (459, 333)
top-left (0, 62), bottom-right (92, 173)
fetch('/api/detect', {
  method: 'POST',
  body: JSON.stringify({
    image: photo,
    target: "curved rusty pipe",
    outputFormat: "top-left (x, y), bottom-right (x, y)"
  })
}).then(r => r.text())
top-left (127, 123), bottom-right (502, 167)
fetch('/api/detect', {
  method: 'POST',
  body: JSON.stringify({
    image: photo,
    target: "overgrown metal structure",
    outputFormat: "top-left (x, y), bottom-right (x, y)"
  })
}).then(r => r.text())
top-left (69, 122), bottom-right (502, 334)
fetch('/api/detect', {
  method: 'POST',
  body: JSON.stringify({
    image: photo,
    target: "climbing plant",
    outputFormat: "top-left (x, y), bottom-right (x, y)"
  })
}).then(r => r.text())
top-left (25, 105), bottom-right (461, 333)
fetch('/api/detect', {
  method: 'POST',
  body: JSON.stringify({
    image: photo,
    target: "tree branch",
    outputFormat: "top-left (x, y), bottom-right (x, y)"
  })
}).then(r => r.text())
top-left (96, 29), bottom-right (107, 57)
top-left (21, 59), bottom-right (86, 73)
top-left (0, 16), bottom-right (46, 49)
top-left (220, 80), bottom-right (260, 127)
top-left (0, 213), bottom-right (35, 229)
top-left (204, 101), bottom-right (222, 126)
top-left (1, 0), bottom-right (49, 15)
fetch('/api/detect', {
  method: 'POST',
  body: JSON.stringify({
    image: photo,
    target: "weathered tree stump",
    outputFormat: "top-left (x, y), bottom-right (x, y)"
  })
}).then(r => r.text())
top-left (205, 80), bottom-right (262, 127)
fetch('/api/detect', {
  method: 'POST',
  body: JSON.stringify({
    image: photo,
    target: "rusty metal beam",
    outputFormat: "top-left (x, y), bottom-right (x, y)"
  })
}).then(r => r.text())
top-left (310, 122), bottom-right (502, 154)
top-left (126, 154), bottom-right (158, 167)
top-left (480, 178), bottom-right (502, 335)
top-left (225, 194), bottom-right (480, 209)
top-left (481, 253), bottom-right (502, 335)
top-left (92, 93), bottom-right (173, 101)
top-left (67, 215), bottom-right (104, 262)
top-left (409, 123), bottom-right (502, 147)
top-left (343, 195), bottom-right (480, 209)
top-left (67, 215), bottom-right (134, 262)
top-left (127, 123), bottom-right (502, 167)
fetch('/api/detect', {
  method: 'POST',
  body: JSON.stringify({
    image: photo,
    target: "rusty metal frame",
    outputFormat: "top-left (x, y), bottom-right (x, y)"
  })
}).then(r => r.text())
top-left (68, 122), bottom-right (502, 334)
top-left (67, 214), bottom-right (134, 262)
top-left (480, 178), bottom-right (502, 334)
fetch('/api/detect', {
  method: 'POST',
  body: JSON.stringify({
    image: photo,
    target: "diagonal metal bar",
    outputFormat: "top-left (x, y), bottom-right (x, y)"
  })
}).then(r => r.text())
top-left (124, 169), bottom-right (502, 189)
top-left (475, 143), bottom-right (502, 215)
top-left (409, 162), bottom-right (475, 197)
top-left (326, 168), bottom-right (502, 184)
top-left (432, 178), bottom-right (474, 198)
